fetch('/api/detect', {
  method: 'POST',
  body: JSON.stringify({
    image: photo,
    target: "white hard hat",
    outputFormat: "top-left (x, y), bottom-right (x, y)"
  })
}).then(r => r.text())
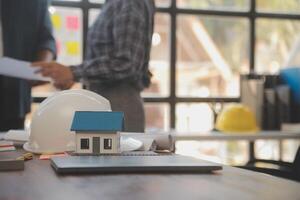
top-left (23, 89), bottom-right (111, 154)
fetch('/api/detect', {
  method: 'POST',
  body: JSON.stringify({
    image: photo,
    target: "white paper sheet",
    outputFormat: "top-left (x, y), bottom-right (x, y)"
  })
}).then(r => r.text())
top-left (0, 57), bottom-right (51, 81)
top-left (4, 130), bottom-right (30, 142)
top-left (0, 132), bottom-right (6, 140)
top-left (121, 132), bottom-right (174, 151)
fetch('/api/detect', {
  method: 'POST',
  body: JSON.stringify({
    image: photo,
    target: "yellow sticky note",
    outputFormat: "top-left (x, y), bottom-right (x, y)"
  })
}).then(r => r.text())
top-left (66, 41), bottom-right (80, 56)
top-left (51, 14), bottom-right (62, 30)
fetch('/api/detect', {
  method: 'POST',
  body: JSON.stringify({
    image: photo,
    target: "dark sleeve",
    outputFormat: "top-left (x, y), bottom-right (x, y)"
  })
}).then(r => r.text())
top-left (71, 4), bottom-right (147, 82)
top-left (36, 0), bottom-right (57, 57)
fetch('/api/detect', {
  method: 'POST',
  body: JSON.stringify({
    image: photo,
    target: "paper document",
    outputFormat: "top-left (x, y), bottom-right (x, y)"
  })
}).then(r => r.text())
top-left (4, 130), bottom-right (30, 143)
top-left (0, 57), bottom-right (51, 81)
top-left (0, 132), bottom-right (5, 140)
top-left (120, 138), bottom-right (143, 152)
top-left (121, 132), bottom-right (174, 151)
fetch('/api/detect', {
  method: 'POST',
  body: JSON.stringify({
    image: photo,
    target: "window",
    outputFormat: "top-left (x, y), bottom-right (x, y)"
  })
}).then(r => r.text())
top-left (177, 0), bottom-right (249, 10)
top-left (80, 138), bottom-right (90, 150)
top-left (30, 0), bottom-right (300, 133)
top-left (50, 6), bottom-right (83, 65)
top-left (177, 15), bottom-right (248, 98)
top-left (104, 138), bottom-right (112, 150)
top-left (256, 0), bottom-right (300, 14)
top-left (25, 0), bottom-right (300, 165)
top-left (255, 19), bottom-right (300, 73)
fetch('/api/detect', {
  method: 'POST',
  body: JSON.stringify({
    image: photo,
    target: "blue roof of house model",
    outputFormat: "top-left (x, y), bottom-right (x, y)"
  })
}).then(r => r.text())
top-left (71, 111), bottom-right (124, 132)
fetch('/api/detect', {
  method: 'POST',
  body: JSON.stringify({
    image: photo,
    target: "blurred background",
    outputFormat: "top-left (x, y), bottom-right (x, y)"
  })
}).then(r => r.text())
top-left (29, 0), bottom-right (300, 166)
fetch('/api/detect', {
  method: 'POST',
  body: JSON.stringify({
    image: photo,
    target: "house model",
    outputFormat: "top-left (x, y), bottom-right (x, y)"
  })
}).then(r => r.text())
top-left (71, 111), bottom-right (124, 155)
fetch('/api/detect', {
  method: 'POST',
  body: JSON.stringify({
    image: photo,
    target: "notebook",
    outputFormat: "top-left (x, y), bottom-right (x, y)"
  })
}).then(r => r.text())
top-left (51, 155), bottom-right (222, 174)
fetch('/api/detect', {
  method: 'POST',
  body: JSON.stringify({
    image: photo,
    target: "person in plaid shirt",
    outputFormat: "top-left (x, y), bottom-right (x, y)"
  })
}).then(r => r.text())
top-left (33, 0), bottom-right (155, 132)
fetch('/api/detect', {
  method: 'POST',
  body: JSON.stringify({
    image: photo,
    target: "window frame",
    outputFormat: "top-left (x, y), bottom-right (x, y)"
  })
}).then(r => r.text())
top-left (103, 138), bottom-right (113, 150)
top-left (32, 0), bottom-right (300, 130)
top-left (80, 138), bottom-right (90, 150)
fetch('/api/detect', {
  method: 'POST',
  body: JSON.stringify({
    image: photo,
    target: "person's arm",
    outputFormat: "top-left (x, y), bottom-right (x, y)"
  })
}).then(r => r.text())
top-left (36, 49), bottom-right (55, 62)
top-left (70, 3), bottom-right (147, 83)
top-left (31, 49), bottom-right (55, 87)
top-left (35, 0), bottom-right (56, 62)
top-left (32, 61), bottom-right (74, 89)
top-left (31, 0), bottom-right (56, 86)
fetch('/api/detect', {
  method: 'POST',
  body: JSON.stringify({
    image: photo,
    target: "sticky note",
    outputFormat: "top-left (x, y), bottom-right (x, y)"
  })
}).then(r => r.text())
top-left (39, 152), bottom-right (68, 160)
top-left (66, 15), bottom-right (79, 31)
top-left (66, 41), bottom-right (80, 56)
top-left (51, 14), bottom-right (62, 30)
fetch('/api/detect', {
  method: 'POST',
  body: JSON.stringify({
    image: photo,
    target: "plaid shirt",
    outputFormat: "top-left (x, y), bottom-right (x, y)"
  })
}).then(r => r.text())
top-left (71, 0), bottom-right (155, 90)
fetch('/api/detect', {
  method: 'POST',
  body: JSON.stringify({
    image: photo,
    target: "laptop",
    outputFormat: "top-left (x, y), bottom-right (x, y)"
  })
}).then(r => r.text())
top-left (51, 155), bottom-right (222, 174)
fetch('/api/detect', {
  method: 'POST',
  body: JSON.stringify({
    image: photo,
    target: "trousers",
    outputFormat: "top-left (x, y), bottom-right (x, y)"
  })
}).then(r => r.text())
top-left (86, 83), bottom-right (145, 133)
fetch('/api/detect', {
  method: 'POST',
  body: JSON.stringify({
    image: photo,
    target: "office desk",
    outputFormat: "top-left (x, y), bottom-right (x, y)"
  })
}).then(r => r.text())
top-left (1, 151), bottom-right (300, 200)
top-left (174, 131), bottom-right (300, 162)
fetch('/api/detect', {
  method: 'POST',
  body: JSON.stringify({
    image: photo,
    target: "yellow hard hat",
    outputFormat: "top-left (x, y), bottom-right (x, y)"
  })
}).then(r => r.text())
top-left (215, 103), bottom-right (259, 134)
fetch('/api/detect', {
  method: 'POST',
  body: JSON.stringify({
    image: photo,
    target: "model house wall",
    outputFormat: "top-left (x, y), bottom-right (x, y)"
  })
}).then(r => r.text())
top-left (71, 111), bottom-right (124, 155)
top-left (76, 132), bottom-right (120, 154)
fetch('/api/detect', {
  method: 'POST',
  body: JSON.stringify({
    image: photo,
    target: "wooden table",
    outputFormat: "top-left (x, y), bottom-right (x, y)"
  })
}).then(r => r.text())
top-left (173, 131), bottom-right (300, 162)
top-left (1, 150), bottom-right (300, 200)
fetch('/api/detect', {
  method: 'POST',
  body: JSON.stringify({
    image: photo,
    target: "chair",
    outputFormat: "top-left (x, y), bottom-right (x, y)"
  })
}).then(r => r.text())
top-left (238, 146), bottom-right (300, 182)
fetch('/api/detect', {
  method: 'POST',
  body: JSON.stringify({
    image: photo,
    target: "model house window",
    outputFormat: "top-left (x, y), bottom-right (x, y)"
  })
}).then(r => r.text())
top-left (80, 138), bottom-right (89, 149)
top-left (104, 138), bottom-right (112, 150)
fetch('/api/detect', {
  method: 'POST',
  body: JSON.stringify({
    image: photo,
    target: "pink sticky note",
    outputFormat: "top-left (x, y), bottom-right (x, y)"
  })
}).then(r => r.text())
top-left (66, 16), bottom-right (79, 31)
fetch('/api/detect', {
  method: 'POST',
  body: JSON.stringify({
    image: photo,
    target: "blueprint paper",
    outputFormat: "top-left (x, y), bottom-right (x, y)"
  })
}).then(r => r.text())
top-left (0, 57), bottom-right (51, 81)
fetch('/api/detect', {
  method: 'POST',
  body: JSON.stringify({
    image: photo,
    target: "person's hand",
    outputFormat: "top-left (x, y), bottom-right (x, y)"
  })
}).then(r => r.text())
top-left (32, 61), bottom-right (75, 90)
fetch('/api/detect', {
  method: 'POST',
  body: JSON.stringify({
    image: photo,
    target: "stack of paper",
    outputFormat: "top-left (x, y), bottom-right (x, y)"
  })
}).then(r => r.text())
top-left (4, 130), bottom-right (29, 146)
top-left (121, 132), bottom-right (174, 151)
